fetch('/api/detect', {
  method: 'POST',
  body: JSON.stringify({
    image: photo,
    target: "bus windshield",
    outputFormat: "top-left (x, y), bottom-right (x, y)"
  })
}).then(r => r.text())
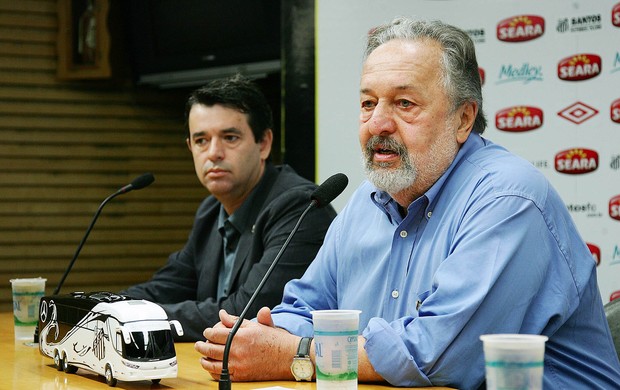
top-left (124, 329), bottom-right (176, 361)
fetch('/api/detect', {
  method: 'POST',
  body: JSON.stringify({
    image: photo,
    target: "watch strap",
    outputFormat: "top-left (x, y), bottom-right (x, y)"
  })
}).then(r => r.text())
top-left (296, 336), bottom-right (313, 357)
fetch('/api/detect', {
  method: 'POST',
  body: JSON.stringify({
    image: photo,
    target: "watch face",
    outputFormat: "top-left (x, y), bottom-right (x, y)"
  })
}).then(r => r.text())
top-left (292, 358), bottom-right (314, 380)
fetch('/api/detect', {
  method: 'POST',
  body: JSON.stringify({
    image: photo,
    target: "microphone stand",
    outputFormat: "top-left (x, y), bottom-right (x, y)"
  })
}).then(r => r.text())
top-left (219, 201), bottom-right (317, 390)
top-left (53, 188), bottom-right (125, 295)
top-left (34, 173), bottom-right (154, 343)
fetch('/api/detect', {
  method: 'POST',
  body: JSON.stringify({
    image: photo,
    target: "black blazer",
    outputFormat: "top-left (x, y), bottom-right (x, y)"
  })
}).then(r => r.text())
top-left (122, 164), bottom-right (337, 341)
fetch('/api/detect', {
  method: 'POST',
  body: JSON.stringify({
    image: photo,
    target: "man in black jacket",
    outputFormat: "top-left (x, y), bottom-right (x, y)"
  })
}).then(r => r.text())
top-left (122, 75), bottom-right (336, 341)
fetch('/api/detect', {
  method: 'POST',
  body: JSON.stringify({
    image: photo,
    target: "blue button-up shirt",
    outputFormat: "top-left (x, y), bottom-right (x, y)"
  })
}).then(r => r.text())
top-left (271, 133), bottom-right (620, 389)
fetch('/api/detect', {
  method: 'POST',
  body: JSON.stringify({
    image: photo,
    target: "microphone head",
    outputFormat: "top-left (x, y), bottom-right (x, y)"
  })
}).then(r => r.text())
top-left (311, 173), bottom-right (348, 208)
top-left (131, 173), bottom-right (155, 190)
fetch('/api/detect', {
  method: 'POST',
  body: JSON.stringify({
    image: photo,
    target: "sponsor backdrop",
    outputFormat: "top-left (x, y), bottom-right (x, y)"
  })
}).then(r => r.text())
top-left (316, 0), bottom-right (620, 302)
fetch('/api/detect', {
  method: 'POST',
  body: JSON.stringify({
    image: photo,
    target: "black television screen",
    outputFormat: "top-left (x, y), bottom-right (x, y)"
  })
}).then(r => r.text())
top-left (124, 0), bottom-right (281, 87)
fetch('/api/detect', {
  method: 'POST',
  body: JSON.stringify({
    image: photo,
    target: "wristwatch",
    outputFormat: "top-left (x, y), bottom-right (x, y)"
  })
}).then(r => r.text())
top-left (290, 336), bottom-right (314, 381)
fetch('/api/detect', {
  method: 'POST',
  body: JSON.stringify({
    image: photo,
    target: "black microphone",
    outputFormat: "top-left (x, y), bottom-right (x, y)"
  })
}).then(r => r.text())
top-left (219, 173), bottom-right (348, 390)
top-left (53, 172), bottom-right (155, 296)
top-left (33, 174), bottom-right (155, 343)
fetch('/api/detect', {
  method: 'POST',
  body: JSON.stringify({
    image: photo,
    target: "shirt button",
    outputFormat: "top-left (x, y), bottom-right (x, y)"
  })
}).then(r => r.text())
top-left (391, 290), bottom-right (399, 299)
top-left (427, 211), bottom-right (432, 218)
top-left (399, 230), bottom-right (407, 238)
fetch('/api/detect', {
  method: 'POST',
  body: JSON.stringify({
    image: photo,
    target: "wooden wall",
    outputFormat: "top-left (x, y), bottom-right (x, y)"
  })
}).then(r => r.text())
top-left (0, 0), bottom-right (207, 311)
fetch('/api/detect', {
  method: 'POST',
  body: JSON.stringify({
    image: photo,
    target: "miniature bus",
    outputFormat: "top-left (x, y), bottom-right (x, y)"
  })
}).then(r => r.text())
top-left (38, 291), bottom-right (183, 387)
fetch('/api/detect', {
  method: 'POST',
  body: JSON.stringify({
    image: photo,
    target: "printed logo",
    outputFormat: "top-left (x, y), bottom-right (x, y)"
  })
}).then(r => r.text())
top-left (611, 155), bottom-right (620, 170)
top-left (611, 290), bottom-right (620, 301)
top-left (557, 102), bottom-right (599, 124)
top-left (612, 98), bottom-right (620, 123)
top-left (558, 54), bottom-right (602, 81)
top-left (612, 246), bottom-right (620, 266)
top-left (610, 194), bottom-right (620, 221)
top-left (586, 243), bottom-right (601, 266)
top-left (496, 106), bottom-right (543, 132)
top-left (479, 67), bottom-right (485, 86)
top-left (613, 3), bottom-right (620, 27)
top-left (497, 63), bottom-right (543, 84)
top-left (613, 52), bottom-right (620, 74)
top-left (530, 160), bottom-right (549, 169)
top-left (566, 202), bottom-right (602, 217)
top-left (467, 28), bottom-right (486, 43)
top-left (555, 148), bottom-right (599, 174)
top-left (497, 15), bottom-right (545, 42)
top-left (556, 14), bottom-right (602, 33)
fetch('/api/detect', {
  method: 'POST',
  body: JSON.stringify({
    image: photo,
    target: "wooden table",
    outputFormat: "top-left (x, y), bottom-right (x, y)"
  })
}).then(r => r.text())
top-left (1, 312), bottom-right (452, 389)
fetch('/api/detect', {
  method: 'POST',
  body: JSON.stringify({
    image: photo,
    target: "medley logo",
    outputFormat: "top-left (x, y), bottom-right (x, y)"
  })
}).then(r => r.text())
top-left (497, 63), bottom-right (543, 84)
top-left (614, 3), bottom-right (620, 27)
top-left (496, 106), bottom-right (543, 132)
top-left (555, 148), bottom-right (599, 174)
top-left (497, 15), bottom-right (545, 42)
top-left (558, 54), bottom-right (602, 81)
top-left (586, 243), bottom-right (601, 266)
top-left (612, 98), bottom-right (620, 123)
top-left (611, 194), bottom-right (620, 221)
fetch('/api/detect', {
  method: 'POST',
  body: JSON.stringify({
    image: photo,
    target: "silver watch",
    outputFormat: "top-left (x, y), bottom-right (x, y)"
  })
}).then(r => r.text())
top-left (290, 336), bottom-right (314, 381)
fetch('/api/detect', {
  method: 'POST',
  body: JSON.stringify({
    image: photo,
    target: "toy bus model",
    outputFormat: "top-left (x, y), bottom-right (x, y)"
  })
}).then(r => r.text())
top-left (38, 291), bottom-right (183, 387)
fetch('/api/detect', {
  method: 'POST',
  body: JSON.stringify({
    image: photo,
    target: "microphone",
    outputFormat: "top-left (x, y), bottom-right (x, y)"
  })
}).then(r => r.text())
top-left (53, 172), bottom-right (155, 295)
top-left (33, 174), bottom-right (155, 343)
top-left (219, 173), bottom-right (348, 390)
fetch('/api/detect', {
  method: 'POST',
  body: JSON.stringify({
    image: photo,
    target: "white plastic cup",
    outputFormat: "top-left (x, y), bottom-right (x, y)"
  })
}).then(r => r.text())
top-left (10, 277), bottom-right (46, 341)
top-left (480, 334), bottom-right (548, 390)
top-left (311, 309), bottom-right (361, 390)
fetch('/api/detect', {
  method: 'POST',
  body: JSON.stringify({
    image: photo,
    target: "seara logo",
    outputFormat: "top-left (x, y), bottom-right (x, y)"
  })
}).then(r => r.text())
top-left (586, 243), bottom-right (601, 266)
top-left (611, 98), bottom-right (620, 123)
top-left (497, 15), bottom-right (545, 42)
top-left (496, 106), bottom-right (543, 132)
top-left (558, 54), bottom-right (602, 81)
top-left (555, 148), bottom-right (599, 174)
top-left (610, 194), bottom-right (620, 221)
top-left (613, 3), bottom-right (620, 27)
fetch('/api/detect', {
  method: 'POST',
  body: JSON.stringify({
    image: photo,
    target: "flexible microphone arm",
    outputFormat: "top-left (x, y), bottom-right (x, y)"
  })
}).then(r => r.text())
top-left (219, 173), bottom-right (348, 390)
top-left (52, 173), bottom-right (155, 295)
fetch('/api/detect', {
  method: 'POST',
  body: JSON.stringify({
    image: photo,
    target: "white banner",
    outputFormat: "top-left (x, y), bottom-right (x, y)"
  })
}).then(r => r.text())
top-left (316, 0), bottom-right (620, 302)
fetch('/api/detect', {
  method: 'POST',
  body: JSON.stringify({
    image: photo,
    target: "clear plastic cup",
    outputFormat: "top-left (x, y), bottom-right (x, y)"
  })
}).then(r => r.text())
top-left (480, 334), bottom-right (548, 390)
top-left (311, 310), bottom-right (361, 390)
top-left (10, 277), bottom-right (46, 342)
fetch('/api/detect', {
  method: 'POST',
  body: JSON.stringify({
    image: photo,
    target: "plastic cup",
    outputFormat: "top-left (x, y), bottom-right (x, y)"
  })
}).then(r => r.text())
top-left (480, 334), bottom-right (548, 390)
top-left (311, 310), bottom-right (361, 390)
top-left (10, 277), bottom-right (46, 342)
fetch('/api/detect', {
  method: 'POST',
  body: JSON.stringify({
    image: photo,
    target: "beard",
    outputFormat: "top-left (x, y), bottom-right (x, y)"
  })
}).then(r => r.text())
top-left (362, 131), bottom-right (460, 199)
top-left (362, 136), bottom-right (417, 195)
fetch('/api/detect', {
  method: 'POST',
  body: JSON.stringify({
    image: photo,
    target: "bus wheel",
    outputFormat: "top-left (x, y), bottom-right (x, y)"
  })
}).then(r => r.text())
top-left (54, 350), bottom-right (62, 371)
top-left (62, 354), bottom-right (78, 374)
top-left (152, 379), bottom-right (161, 384)
top-left (105, 365), bottom-right (117, 387)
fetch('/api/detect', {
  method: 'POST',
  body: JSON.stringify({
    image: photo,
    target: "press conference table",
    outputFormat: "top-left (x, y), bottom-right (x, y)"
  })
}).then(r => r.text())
top-left (1, 312), bottom-right (452, 389)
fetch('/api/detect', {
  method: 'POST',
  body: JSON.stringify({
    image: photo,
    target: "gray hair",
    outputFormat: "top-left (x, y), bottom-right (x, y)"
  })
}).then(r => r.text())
top-left (365, 17), bottom-right (487, 134)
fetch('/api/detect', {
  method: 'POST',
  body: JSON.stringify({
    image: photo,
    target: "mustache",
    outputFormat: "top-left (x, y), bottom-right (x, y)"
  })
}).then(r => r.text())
top-left (364, 136), bottom-right (407, 157)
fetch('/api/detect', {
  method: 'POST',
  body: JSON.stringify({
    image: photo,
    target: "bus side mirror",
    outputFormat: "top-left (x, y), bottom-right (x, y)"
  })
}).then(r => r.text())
top-left (169, 320), bottom-right (183, 337)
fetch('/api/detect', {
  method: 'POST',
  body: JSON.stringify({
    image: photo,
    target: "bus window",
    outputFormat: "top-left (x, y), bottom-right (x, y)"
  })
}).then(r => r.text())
top-left (123, 330), bottom-right (175, 361)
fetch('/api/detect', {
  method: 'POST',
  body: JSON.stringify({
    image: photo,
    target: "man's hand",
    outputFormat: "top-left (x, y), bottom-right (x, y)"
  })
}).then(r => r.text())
top-left (194, 307), bottom-right (299, 381)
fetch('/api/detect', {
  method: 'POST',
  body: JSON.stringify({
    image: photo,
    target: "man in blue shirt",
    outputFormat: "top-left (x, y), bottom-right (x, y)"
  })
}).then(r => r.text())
top-left (195, 18), bottom-right (620, 388)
